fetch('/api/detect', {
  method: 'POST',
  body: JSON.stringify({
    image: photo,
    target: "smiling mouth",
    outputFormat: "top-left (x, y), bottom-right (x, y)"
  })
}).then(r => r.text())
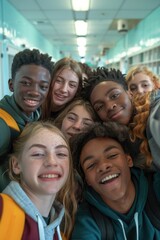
top-left (24, 99), bottom-right (40, 107)
top-left (100, 173), bottom-right (119, 184)
top-left (40, 174), bottom-right (60, 178)
top-left (109, 109), bottom-right (123, 120)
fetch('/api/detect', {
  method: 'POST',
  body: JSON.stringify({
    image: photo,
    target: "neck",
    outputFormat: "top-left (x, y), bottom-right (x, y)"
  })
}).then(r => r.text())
top-left (102, 181), bottom-right (136, 214)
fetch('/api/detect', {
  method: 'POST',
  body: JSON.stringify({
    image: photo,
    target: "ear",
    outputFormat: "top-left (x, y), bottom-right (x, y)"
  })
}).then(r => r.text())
top-left (12, 156), bottom-right (21, 175)
top-left (8, 79), bottom-right (14, 92)
top-left (126, 154), bottom-right (133, 168)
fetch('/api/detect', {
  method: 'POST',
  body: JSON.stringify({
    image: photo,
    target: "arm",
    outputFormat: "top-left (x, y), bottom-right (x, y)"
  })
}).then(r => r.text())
top-left (147, 101), bottom-right (160, 169)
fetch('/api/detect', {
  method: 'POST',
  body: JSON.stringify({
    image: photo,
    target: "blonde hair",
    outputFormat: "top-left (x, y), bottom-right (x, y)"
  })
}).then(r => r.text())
top-left (9, 121), bottom-right (77, 238)
top-left (126, 65), bottom-right (160, 89)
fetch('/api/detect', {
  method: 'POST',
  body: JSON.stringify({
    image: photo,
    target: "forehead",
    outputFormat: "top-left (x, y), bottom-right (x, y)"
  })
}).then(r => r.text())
top-left (56, 67), bottom-right (79, 79)
top-left (15, 64), bottom-right (50, 80)
top-left (130, 72), bottom-right (151, 82)
top-left (25, 129), bottom-right (67, 147)
top-left (90, 81), bottom-right (124, 101)
top-left (69, 105), bottom-right (90, 115)
top-left (81, 137), bottom-right (123, 155)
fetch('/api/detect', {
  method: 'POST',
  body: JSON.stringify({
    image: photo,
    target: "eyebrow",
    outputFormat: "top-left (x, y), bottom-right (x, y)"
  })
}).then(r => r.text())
top-left (130, 80), bottom-right (150, 85)
top-left (28, 144), bottom-right (68, 150)
top-left (22, 76), bottom-right (49, 83)
top-left (68, 112), bottom-right (93, 120)
top-left (81, 145), bottom-right (119, 165)
top-left (93, 87), bottom-right (118, 106)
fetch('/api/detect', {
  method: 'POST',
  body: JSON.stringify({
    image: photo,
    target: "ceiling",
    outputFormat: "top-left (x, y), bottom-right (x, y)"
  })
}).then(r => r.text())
top-left (7, 0), bottom-right (160, 64)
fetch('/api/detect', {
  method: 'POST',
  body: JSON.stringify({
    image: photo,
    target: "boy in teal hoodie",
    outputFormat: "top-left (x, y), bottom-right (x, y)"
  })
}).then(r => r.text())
top-left (0, 48), bottom-right (54, 191)
top-left (71, 121), bottom-right (160, 240)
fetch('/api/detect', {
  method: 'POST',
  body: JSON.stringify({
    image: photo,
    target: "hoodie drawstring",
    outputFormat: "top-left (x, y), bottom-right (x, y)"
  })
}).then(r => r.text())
top-left (118, 212), bottom-right (139, 240)
top-left (37, 214), bottom-right (45, 240)
top-left (134, 212), bottom-right (139, 239)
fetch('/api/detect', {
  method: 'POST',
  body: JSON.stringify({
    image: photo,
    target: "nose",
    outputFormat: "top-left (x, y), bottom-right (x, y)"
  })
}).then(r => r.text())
top-left (137, 86), bottom-right (145, 94)
top-left (44, 154), bottom-right (57, 167)
top-left (60, 82), bottom-right (68, 93)
top-left (105, 101), bottom-right (117, 111)
top-left (72, 120), bottom-right (82, 131)
top-left (28, 83), bottom-right (41, 96)
top-left (97, 158), bottom-right (112, 173)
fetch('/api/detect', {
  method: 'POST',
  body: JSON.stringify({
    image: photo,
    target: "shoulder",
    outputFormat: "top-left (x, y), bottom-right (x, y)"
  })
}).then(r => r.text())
top-left (71, 201), bottom-right (101, 240)
top-left (0, 117), bottom-right (11, 154)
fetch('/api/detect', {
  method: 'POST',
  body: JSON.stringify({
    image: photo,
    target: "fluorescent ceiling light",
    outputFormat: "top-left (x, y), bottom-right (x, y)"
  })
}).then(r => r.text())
top-left (77, 37), bottom-right (86, 46)
top-left (78, 46), bottom-right (86, 57)
top-left (72, 0), bottom-right (90, 11)
top-left (75, 20), bottom-right (87, 36)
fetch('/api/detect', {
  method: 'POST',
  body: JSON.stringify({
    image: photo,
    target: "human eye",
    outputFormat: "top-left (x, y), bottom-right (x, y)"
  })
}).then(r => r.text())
top-left (108, 153), bottom-right (119, 159)
top-left (40, 83), bottom-right (49, 91)
top-left (56, 150), bottom-right (69, 158)
top-left (83, 120), bottom-right (93, 127)
top-left (31, 151), bottom-right (45, 158)
top-left (129, 85), bottom-right (137, 92)
top-left (142, 83), bottom-right (150, 88)
top-left (55, 78), bottom-right (63, 84)
top-left (69, 82), bottom-right (77, 88)
top-left (67, 114), bottom-right (76, 121)
top-left (20, 80), bottom-right (31, 86)
top-left (110, 92), bottom-right (120, 100)
top-left (94, 104), bottom-right (103, 112)
top-left (86, 162), bottom-right (96, 170)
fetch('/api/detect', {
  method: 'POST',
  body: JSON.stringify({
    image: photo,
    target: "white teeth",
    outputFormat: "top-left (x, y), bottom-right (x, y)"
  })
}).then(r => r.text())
top-left (41, 174), bottom-right (58, 178)
top-left (101, 174), bottom-right (119, 183)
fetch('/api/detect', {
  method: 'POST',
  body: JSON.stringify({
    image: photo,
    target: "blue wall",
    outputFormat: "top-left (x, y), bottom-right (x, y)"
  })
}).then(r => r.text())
top-left (106, 7), bottom-right (160, 63)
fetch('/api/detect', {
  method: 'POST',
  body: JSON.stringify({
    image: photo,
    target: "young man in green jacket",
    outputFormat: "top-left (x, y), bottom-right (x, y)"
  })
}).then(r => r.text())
top-left (71, 121), bottom-right (160, 240)
top-left (0, 48), bottom-right (54, 191)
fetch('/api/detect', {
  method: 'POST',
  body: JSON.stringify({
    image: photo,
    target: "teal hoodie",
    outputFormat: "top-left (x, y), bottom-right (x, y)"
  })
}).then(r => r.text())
top-left (71, 168), bottom-right (160, 240)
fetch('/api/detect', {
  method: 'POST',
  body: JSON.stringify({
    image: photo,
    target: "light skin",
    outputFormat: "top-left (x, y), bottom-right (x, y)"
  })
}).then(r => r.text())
top-left (128, 72), bottom-right (155, 95)
top-left (12, 129), bottom-right (69, 217)
top-left (61, 105), bottom-right (94, 139)
top-left (90, 81), bottom-right (133, 125)
top-left (80, 137), bottom-right (135, 213)
top-left (10, 64), bottom-right (51, 117)
top-left (52, 68), bottom-right (79, 111)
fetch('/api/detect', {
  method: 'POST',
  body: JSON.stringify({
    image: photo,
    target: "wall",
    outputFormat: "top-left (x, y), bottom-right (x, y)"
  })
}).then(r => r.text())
top-left (0, 0), bottom-right (60, 98)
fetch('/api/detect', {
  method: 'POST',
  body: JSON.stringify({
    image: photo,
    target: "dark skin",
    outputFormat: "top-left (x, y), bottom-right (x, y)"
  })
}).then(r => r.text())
top-left (10, 64), bottom-right (51, 116)
top-left (90, 81), bottom-right (133, 125)
top-left (80, 137), bottom-right (135, 213)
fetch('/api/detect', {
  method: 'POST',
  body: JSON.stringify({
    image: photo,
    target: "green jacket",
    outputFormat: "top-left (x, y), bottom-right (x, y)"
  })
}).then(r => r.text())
top-left (0, 94), bottom-right (40, 191)
top-left (71, 168), bottom-right (160, 240)
top-left (0, 94), bottom-right (40, 158)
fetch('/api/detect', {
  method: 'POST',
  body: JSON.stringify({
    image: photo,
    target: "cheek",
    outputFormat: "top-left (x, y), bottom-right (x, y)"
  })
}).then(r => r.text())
top-left (61, 119), bottom-right (71, 131)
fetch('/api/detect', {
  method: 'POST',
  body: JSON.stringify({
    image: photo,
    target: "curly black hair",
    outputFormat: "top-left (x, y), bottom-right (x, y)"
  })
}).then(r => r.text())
top-left (70, 121), bottom-right (132, 179)
top-left (11, 48), bottom-right (54, 79)
top-left (82, 67), bottom-right (127, 101)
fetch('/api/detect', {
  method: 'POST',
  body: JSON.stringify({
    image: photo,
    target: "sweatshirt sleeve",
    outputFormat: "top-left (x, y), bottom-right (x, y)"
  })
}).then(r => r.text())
top-left (149, 102), bottom-right (160, 148)
top-left (0, 119), bottom-right (11, 157)
top-left (71, 203), bottom-right (101, 240)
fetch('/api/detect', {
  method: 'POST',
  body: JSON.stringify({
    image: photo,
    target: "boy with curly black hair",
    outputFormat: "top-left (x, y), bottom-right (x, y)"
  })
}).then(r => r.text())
top-left (71, 121), bottom-right (160, 240)
top-left (82, 67), bottom-right (133, 125)
top-left (0, 48), bottom-right (54, 191)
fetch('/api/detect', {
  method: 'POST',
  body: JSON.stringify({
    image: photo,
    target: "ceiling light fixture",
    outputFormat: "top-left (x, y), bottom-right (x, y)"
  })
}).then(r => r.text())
top-left (75, 20), bottom-right (87, 36)
top-left (77, 37), bottom-right (86, 46)
top-left (72, 0), bottom-right (90, 11)
top-left (78, 46), bottom-right (86, 57)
